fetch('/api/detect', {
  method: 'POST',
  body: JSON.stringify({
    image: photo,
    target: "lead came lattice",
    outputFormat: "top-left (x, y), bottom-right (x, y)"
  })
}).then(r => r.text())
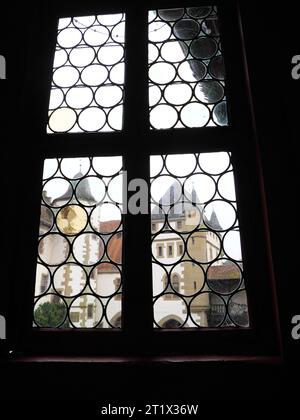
top-left (34, 157), bottom-right (123, 329)
top-left (150, 152), bottom-right (249, 328)
top-left (48, 14), bottom-right (125, 133)
top-left (149, 6), bottom-right (228, 129)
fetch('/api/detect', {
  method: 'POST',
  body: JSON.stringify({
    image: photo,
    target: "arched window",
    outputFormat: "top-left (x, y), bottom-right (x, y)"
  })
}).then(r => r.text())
top-left (171, 274), bottom-right (180, 294)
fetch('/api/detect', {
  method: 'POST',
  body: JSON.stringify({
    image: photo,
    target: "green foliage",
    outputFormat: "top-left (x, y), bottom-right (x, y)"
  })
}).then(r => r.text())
top-left (34, 301), bottom-right (69, 328)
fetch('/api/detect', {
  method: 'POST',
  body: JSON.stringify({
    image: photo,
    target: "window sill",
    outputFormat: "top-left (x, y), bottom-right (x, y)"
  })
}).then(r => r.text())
top-left (2, 354), bottom-right (282, 365)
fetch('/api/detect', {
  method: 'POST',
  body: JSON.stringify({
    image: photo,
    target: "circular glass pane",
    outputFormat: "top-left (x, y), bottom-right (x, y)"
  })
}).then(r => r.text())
top-left (75, 177), bottom-right (106, 206)
top-left (178, 60), bottom-right (206, 82)
top-left (60, 157), bottom-right (90, 179)
top-left (106, 297), bottom-right (122, 328)
top-left (160, 40), bottom-right (188, 62)
top-left (98, 45), bottom-right (124, 65)
top-left (65, 86), bottom-right (93, 109)
top-left (213, 101), bottom-right (228, 126)
top-left (173, 19), bottom-right (200, 40)
top-left (152, 263), bottom-right (168, 296)
top-left (195, 80), bottom-right (224, 104)
top-left (199, 152), bottom-right (230, 175)
top-left (152, 232), bottom-right (184, 265)
top-left (53, 263), bottom-right (87, 297)
top-left (57, 28), bottom-right (82, 48)
top-left (39, 206), bottom-right (54, 235)
top-left (190, 292), bottom-right (226, 327)
top-left (92, 156), bottom-right (122, 176)
top-left (150, 155), bottom-right (164, 177)
top-left (108, 105), bottom-right (123, 130)
top-left (69, 46), bottom-right (95, 67)
top-left (78, 107), bottom-right (106, 131)
top-left (228, 290), bottom-right (249, 327)
top-left (34, 295), bottom-right (67, 327)
top-left (83, 25), bottom-right (109, 46)
top-left (48, 108), bottom-right (77, 132)
top-left (90, 203), bottom-right (121, 233)
top-left (207, 259), bottom-right (242, 294)
top-left (109, 62), bottom-right (125, 85)
top-left (42, 178), bottom-right (72, 207)
top-left (43, 159), bottom-right (59, 180)
top-left (184, 173), bottom-right (216, 203)
top-left (209, 56), bottom-right (225, 79)
top-left (154, 295), bottom-right (187, 328)
top-left (190, 37), bottom-right (217, 60)
top-left (187, 230), bottom-right (221, 263)
top-left (97, 14), bottom-right (124, 26)
top-left (171, 261), bottom-right (205, 296)
top-left (164, 83), bottom-right (192, 105)
top-left (149, 21), bottom-right (172, 42)
top-left (53, 49), bottom-right (68, 68)
top-left (34, 264), bottom-right (51, 296)
top-left (107, 232), bottom-right (122, 264)
top-left (187, 6), bottom-right (212, 19)
top-left (180, 102), bottom-right (210, 127)
top-left (218, 171), bottom-right (236, 201)
top-left (151, 202), bottom-right (167, 222)
top-left (73, 16), bottom-right (95, 28)
top-left (169, 202), bottom-right (202, 232)
top-left (202, 18), bottom-right (219, 36)
top-left (203, 200), bottom-right (236, 231)
top-left (149, 62), bottom-right (176, 84)
top-left (149, 85), bottom-right (162, 107)
top-left (158, 9), bottom-right (184, 21)
top-left (148, 43), bottom-right (159, 63)
top-left (90, 263), bottom-right (121, 297)
top-left (111, 21), bottom-right (125, 42)
top-left (58, 18), bottom-right (71, 30)
top-left (150, 104), bottom-right (178, 129)
top-left (70, 295), bottom-right (103, 327)
top-left (107, 174), bottom-right (123, 203)
top-left (166, 153), bottom-right (196, 176)
top-left (49, 88), bottom-right (64, 109)
top-left (81, 64), bottom-right (108, 86)
top-left (151, 175), bottom-right (182, 204)
top-left (72, 233), bottom-right (104, 265)
top-left (95, 85), bottom-right (123, 108)
top-left (223, 230), bottom-right (242, 261)
top-left (38, 234), bottom-right (70, 265)
top-left (56, 205), bottom-right (87, 235)
top-left (53, 66), bottom-right (79, 88)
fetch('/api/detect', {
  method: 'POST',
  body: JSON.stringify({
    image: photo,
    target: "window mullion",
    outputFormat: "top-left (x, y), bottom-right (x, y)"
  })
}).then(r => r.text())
top-left (122, 7), bottom-right (153, 346)
top-left (123, 6), bottom-right (149, 134)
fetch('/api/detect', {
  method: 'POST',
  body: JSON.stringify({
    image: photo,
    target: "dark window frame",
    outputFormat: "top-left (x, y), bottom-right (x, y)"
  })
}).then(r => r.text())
top-left (8, 0), bottom-right (281, 358)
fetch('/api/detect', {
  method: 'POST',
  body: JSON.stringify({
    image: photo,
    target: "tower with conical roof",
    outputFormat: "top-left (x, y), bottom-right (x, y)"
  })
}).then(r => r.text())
top-left (208, 209), bottom-right (222, 230)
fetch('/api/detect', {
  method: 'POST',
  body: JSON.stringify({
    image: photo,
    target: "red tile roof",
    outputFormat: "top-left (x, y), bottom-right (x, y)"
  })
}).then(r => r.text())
top-left (208, 264), bottom-right (241, 280)
top-left (99, 219), bottom-right (120, 233)
top-left (97, 221), bottom-right (122, 272)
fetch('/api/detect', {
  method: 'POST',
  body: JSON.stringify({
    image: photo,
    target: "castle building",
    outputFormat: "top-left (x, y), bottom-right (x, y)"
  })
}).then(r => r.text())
top-left (35, 173), bottom-right (245, 329)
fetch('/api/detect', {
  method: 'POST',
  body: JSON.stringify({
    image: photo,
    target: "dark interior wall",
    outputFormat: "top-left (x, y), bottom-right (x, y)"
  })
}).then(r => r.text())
top-left (239, 1), bottom-right (299, 363)
top-left (0, 0), bottom-right (299, 403)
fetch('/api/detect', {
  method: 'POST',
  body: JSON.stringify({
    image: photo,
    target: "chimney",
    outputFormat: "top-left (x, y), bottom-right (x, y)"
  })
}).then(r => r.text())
top-left (170, 185), bottom-right (175, 215)
top-left (191, 186), bottom-right (197, 205)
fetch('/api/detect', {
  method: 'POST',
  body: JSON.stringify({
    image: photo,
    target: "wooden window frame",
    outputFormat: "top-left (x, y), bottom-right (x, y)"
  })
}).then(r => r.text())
top-left (8, 0), bottom-right (281, 358)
